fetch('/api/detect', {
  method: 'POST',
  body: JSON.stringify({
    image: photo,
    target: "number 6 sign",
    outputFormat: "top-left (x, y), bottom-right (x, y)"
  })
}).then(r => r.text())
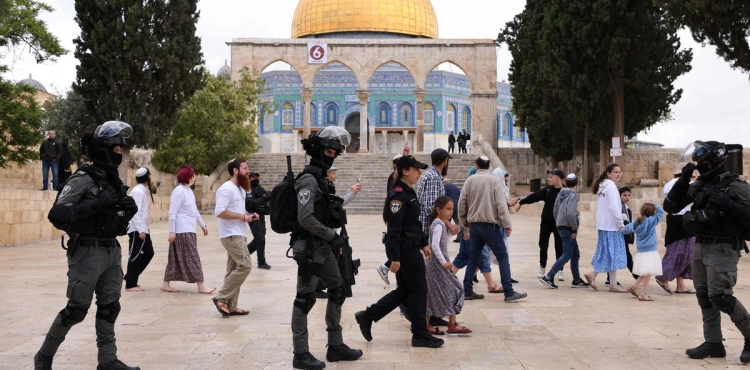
top-left (307, 43), bottom-right (328, 64)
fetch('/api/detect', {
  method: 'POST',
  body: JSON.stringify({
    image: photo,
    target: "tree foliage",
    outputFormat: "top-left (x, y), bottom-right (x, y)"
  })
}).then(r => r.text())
top-left (660, 0), bottom-right (750, 74)
top-left (0, 0), bottom-right (65, 168)
top-left (43, 89), bottom-right (100, 164)
top-left (151, 69), bottom-right (263, 175)
top-left (72, 0), bottom-right (204, 149)
top-left (498, 0), bottom-right (692, 166)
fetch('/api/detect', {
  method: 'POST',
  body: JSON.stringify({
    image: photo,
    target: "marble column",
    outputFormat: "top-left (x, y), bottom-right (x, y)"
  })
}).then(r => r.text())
top-left (382, 130), bottom-right (388, 153)
top-left (414, 89), bottom-right (426, 152)
top-left (301, 88), bottom-right (313, 140)
top-left (356, 90), bottom-right (370, 153)
top-left (469, 93), bottom-right (499, 153)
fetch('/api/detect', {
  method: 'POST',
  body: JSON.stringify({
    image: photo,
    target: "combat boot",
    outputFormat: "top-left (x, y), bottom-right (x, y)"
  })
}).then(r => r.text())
top-left (741, 339), bottom-right (750, 363)
top-left (292, 352), bottom-right (325, 369)
top-left (326, 343), bottom-right (363, 362)
top-left (354, 310), bottom-right (373, 342)
top-left (686, 341), bottom-right (726, 359)
top-left (34, 351), bottom-right (53, 370)
top-left (96, 359), bottom-right (141, 370)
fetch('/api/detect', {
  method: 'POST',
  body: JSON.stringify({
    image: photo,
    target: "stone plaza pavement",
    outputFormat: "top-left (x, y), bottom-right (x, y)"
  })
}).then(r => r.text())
top-left (3, 214), bottom-right (750, 369)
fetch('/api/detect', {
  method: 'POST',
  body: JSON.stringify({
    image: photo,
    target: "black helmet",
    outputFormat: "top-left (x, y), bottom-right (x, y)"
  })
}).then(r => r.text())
top-left (301, 126), bottom-right (351, 170)
top-left (681, 141), bottom-right (727, 178)
top-left (81, 121), bottom-right (133, 170)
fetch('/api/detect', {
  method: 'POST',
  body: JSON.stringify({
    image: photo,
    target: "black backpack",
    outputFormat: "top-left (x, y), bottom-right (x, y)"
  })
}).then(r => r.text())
top-left (270, 156), bottom-right (298, 234)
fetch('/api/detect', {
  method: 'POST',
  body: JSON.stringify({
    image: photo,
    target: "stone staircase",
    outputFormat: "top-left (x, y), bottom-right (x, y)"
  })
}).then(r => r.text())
top-left (246, 153), bottom-right (483, 215)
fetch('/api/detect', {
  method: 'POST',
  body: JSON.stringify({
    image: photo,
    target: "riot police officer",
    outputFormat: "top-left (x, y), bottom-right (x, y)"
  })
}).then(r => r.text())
top-left (35, 121), bottom-right (140, 370)
top-left (354, 155), bottom-right (445, 349)
top-left (291, 126), bottom-right (362, 369)
top-left (665, 141), bottom-right (750, 362)
top-left (246, 171), bottom-right (271, 269)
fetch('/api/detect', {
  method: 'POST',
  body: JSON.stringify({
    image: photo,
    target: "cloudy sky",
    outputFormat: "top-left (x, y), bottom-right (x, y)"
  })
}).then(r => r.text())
top-left (9, 0), bottom-right (750, 148)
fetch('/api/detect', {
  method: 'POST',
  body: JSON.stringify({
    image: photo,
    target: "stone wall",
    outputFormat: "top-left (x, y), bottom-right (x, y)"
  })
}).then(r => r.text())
top-left (498, 147), bottom-right (750, 187)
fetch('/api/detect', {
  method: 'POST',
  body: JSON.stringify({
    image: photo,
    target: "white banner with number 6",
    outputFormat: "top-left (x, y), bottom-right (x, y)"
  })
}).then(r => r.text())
top-left (307, 43), bottom-right (328, 64)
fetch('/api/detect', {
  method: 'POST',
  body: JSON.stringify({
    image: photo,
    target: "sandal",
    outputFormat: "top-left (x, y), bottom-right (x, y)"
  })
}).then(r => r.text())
top-left (655, 279), bottom-right (673, 295)
top-left (628, 285), bottom-right (639, 297)
top-left (229, 308), bottom-right (249, 316)
top-left (426, 325), bottom-right (445, 335)
top-left (638, 295), bottom-right (655, 301)
top-left (608, 286), bottom-right (629, 293)
top-left (212, 298), bottom-right (230, 317)
top-left (488, 285), bottom-right (504, 294)
top-left (447, 323), bottom-right (472, 334)
top-left (584, 273), bottom-right (597, 291)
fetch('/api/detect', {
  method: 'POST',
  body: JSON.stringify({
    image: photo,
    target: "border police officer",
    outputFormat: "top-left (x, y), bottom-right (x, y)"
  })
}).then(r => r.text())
top-left (35, 121), bottom-right (140, 370)
top-left (291, 126), bottom-right (362, 370)
top-left (665, 141), bottom-right (750, 362)
top-left (354, 155), bottom-right (445, 349)
top-left (246, 171), bottom-right (271, 269)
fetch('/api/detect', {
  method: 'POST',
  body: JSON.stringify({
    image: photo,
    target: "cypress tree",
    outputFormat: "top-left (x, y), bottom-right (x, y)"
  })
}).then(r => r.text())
top-left (72, 0), bottom-right (204, 149)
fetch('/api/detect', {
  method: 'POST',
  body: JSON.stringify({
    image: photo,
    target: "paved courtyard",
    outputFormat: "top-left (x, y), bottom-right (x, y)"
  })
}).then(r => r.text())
top-left (2, 214), bottom-right (750, 369)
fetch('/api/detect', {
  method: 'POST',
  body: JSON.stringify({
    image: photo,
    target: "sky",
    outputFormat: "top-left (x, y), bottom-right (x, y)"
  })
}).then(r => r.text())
top-left (8, 0), bottom-right (750, 149)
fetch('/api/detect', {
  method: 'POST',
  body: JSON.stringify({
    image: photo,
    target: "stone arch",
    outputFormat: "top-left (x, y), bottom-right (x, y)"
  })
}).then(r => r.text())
top-left (420, 60), bottom-right (474, 93)
top-left (311, 60), bottom-right (364, 90)
top-left (363, 60), bottom-right (419, 90)
top-left (256, 58), bottom-right (313, 88)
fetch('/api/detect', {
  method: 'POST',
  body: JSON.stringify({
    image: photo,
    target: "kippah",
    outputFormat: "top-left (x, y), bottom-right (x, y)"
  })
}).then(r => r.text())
top-left (135, 168), bottom-right (149, 178)
top-left (566, 173), bottom-right (577, 180)
top-left (479, 156), bottom-right (489, 161)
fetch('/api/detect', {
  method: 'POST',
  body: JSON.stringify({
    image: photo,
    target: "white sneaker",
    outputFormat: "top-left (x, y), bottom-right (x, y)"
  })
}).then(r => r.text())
top-left (556, 271), bottom-right (565, 281)
top-left (537, 266), bottom-right (545, 278)
top-left (376, 264), bottom-right (390, 285)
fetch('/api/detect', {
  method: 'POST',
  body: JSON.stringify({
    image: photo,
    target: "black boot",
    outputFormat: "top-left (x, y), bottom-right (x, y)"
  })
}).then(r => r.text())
top-left (685, 341), bottom-right (726, 359)
top-left (326, 343), bottom-right (363, 362)
top-left (354, 310), bottom-right (373, 342)
top-left (292, 352), bottom-right (325, 369)
top-left (34, 352), bottom-right (53, 370)
top-left (741, 339), bottom-right (750, 363)
top-left (96, 359), bottom-right (140, 370)
top-left (412, 334), bottom-right (444, 348)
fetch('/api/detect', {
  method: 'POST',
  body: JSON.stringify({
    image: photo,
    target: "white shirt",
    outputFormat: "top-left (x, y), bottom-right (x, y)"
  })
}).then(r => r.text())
top-left (664, 178), bottom-right (691, 215)
top-left (128, 183), bottom-right (149, 234)
top-left (215, 180), bottom-right (247, 238)
top-left (596, 180), bottom-right (624, 231)
top-left (169, 184), bottom-right (206, 233)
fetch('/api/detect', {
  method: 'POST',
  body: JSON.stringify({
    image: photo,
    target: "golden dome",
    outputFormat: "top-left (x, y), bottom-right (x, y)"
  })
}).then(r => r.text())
top-left (292, 0), bottom-right (438, 39)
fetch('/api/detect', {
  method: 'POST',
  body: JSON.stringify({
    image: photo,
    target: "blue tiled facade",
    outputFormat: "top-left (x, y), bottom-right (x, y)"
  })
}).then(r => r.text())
top-left (256, 63), bottom-right (528, 144)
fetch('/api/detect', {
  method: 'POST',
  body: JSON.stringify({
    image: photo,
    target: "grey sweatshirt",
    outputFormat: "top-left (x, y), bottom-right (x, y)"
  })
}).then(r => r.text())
top-left (553, 188), bottom-right (579, 231)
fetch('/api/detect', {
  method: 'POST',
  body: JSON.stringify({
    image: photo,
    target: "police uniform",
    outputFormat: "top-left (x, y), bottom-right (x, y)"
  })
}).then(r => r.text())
top-left (245, 182), bottom-right (269, 267)
top-left (291, 126), bottom-right (361, 370)
top-left (36, 120), bottom-right (139, 370)
top-left (354, 155), bottom-right (443, 348)
top-left (665, 141), bottom-right (750, 362)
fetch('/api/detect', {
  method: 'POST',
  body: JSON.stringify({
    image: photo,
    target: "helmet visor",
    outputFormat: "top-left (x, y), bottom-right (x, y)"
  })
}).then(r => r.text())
top-left (680, 142), bottom-right (700, 164)
top-left (94, 121), bottom-right (133, 139)
top-left (317, 126), bottom-right (351, 147)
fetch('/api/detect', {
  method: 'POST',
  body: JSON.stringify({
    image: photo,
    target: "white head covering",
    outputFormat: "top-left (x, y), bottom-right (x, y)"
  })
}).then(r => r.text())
top-left (135, 167), bottom-right (149, 178)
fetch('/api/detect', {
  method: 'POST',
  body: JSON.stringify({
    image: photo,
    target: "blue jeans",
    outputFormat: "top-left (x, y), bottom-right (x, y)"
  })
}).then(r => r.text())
top-left (546, 227), bottom-right (580, 281)
top-left (452, 230), bottom-right (491, 273)
top-left (464, 223), bottom-right (514, 298)
top-left (42, 160), bottom-right (58, 190)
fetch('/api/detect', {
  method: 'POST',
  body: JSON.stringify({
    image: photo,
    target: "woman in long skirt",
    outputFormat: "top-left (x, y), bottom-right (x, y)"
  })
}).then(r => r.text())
top-left (161, 165), bottom-right (215, 294)
top-left (656, 173), bottom-right (695, 294)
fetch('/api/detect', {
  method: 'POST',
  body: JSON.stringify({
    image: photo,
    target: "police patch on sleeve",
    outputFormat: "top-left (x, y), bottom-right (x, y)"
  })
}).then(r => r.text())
top-left (390, 200), bottom-right (402, 214)
top-left (298, 189), bottom-right (311, 205)
top-left (58, 185), bottom-right (72, 200)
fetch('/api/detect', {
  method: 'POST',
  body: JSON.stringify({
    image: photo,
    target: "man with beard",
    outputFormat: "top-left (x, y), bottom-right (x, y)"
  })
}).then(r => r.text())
top-left (246, 171), bottom-right (271, 270)
top-left (212, 158), bottom-right (260, 317)
top-left (124, 168), bottom-right (155, 292)
top-left (416, 148), bottom-right (459, 327)
top-left (291, 127), bottom-right (362, 369)
top-left (36, 121), bottom-right (140, 370)
top-left (665, 141), bottom-right (750, 363)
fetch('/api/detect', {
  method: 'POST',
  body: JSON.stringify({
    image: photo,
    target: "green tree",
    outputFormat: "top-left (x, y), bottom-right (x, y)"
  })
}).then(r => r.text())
top-left (0, 0), bottom-right (65, 168)
top-left (660, 0), bottom-right (750, 74)
top-left (72, 0), bottom-right (204, 149)
top-left (43, 89), bottom-right (100, 164)
top-left (500, 0), bottom-right (692, 172)
top-left (151, 69), bottom-right (263, 175)
top-left (498, 0), bottom-right (576, 164)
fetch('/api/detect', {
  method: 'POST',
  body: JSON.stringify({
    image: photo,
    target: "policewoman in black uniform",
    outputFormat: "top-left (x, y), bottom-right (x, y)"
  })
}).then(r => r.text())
top-left (355, 155), bottom-right (444, 348)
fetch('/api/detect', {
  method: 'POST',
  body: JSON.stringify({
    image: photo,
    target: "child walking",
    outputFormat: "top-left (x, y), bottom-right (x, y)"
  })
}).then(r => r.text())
top-left (425, 196), bottom-right (471, 334)
top-left (621, 202), bottom-right (665, 301)
top-left (540, 174), bottom-right (589, 288)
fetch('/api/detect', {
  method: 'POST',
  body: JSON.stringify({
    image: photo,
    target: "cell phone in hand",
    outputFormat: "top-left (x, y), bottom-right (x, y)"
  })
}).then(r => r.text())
top-left (356, 177), bottom-right (360, 184)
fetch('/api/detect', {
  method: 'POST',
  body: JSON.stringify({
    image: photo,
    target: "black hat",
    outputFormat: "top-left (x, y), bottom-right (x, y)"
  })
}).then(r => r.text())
top-left (397, 155), bottom-right (429, 170)
top-left (249, 171), bottom-right (260, 177)
top-left (547, 169), bottom-right (565, 179)
top-left (431, 148), bottom-right (452, 163)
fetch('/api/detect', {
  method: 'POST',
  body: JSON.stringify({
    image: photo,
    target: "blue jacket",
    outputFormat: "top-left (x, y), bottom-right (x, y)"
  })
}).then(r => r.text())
top-left (621, 203), bottom-right (665, 253)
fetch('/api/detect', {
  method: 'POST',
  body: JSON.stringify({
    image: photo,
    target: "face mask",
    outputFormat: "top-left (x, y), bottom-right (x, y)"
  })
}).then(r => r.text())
top-left (250, 179), bottom-right (260, 188)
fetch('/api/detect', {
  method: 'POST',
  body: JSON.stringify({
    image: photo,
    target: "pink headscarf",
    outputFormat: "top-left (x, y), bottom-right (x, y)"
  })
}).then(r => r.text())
top-left (176, 166), bottom-right (194, 185)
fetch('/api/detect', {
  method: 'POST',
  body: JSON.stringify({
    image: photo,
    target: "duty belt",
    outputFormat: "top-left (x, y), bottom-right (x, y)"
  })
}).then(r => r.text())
top-left (696, 235), bottom-right (736, 245)
top-left (78, 238), bottom-right (117, 248)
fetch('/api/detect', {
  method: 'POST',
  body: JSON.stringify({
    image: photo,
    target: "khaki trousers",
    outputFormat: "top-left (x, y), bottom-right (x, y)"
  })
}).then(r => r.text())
top-left (215, 235), bottom-right (251, 312)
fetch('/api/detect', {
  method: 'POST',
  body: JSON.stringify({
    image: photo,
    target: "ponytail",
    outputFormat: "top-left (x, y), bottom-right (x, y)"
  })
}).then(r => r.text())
top-left (592, 164), bottom-right (621, 194)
